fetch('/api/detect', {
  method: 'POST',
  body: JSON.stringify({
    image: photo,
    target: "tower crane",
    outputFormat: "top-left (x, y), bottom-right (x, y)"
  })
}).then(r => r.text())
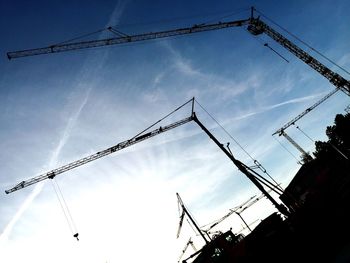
top-left (272, 88), bottom-right (339, 162)
top-left (6, 8), bottom-right (350, 96)
top-left (201, 195), bottom-right (257, 237)
top-left (5, 98), bottom-right (194, 194)
top-left (5, 98), bottom-right (290, 216)
top-left (6, 8), bottom-right (349, 159)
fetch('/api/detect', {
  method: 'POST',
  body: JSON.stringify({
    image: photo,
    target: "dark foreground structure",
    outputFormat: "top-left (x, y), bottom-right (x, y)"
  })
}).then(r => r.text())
top-left (188, 156), bottom-right (350, 263)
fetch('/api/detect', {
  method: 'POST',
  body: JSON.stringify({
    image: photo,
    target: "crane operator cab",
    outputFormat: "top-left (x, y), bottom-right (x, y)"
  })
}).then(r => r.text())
top-left (247, 17), bottom-right (264, 36)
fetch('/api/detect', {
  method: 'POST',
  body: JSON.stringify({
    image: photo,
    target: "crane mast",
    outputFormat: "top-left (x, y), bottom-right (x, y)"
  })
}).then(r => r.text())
top-left (192, 113), bottom-right (289, 216)
top-left (280, 131), bottom-right (312, 161)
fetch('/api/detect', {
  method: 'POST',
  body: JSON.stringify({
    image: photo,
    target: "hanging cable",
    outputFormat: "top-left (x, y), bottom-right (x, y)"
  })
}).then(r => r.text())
top-left (51, 179), bottom-right (79, 241)
top-left (194, 99), bottom-right (282, 190)
top-left (263, 43), bottom-right (289, 63)
top-left (51, 180), bottom-right (73, 234)
top-left (242, 27), bottom-right (289, 63)
top-left (296, 126), bottom-right (314, 142)
top-left (254, 8), bottom-right (350, 76)
top-left (54, 179), bottom-right (78, 236)
top-left (109, 8), bottom-right (250, 30)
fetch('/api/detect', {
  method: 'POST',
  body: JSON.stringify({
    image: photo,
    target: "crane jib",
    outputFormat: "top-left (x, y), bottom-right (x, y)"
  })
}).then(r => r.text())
top-left (5, 115), bottom-right (194, 194)
top-left (6, 19), bottom-right (250, 59)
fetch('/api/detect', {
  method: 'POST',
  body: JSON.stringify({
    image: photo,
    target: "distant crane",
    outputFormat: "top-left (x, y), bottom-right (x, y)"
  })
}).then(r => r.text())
top-left (201, 195), bottom-right (257, 236)
top-left (273, 89), bottom-right (340, 137)
top-left (272, 88), bottom-right (340, 162)
top-left (246, 8), bottom-right (348, 161)
top-left (202, 186), bottom-right (278, 236)
top-left (5, 98), bottom-right (290, 217)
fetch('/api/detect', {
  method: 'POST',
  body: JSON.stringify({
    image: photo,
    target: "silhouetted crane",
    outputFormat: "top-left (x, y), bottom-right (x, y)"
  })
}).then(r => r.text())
top-left (7, 7), bottom-right (350, 161)
top-left (5, 98), bottom-right (290, 216)
top-left (7, 8), bottom-right (350, 96)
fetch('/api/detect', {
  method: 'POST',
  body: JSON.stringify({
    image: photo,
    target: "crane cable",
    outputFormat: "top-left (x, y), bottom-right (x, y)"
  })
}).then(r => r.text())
top-left (51, 179), bottom-right (79, 241)
top-left (296, 125), bottom-right (314, 142)
top-left (194, 99), bottom-right (282, 191)
top-left (109, 8), bottom-right (249, 30)
top-left (254, 8), bottom-right (350, 76)
top-left (242, 26), bottom-right (290, 63)
top-left (54, 28), bottom-right (108, 46)
top-left (51, 8), bottom-right (249, 48)
top-left (131, 98), bottom-right (193, 140)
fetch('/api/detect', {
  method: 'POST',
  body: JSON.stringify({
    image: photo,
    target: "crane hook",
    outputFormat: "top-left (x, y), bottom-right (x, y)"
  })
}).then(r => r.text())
top-left (73, 233), bottom-right (79, 241)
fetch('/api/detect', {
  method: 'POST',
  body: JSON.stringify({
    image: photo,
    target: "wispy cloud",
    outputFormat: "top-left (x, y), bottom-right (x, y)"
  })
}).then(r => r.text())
top-left (107, 0), bottom-right (129, 27)
top-left (159, 42), bottom-right (254, 103)
top-left (164, 43), bottom-right (201, 77)
top-left (0, 87), bottom-right (91, 247)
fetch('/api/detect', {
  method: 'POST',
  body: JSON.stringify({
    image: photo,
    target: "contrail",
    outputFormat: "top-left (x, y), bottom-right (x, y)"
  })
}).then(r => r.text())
top-left (49, 88), bottom-right (92, 168)
top-left (228, 91), bottom-right (326, 122)
top-left (261, 92), bottom-right (323, 111)
top-left (0, 183), bottom-right (44, 247)
top-left (0, 0), bottom-right (128, 247)
top-left (0, 87), bottom-right (91, 246)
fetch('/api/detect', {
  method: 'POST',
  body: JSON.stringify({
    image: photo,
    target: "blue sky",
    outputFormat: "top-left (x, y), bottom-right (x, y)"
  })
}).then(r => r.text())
top-left (0, 0), bottom-right (349, 262)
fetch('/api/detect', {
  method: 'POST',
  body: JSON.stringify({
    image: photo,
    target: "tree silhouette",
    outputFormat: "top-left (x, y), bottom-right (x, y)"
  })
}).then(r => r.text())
top-left (313, 113), bottom-right (350, 161)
